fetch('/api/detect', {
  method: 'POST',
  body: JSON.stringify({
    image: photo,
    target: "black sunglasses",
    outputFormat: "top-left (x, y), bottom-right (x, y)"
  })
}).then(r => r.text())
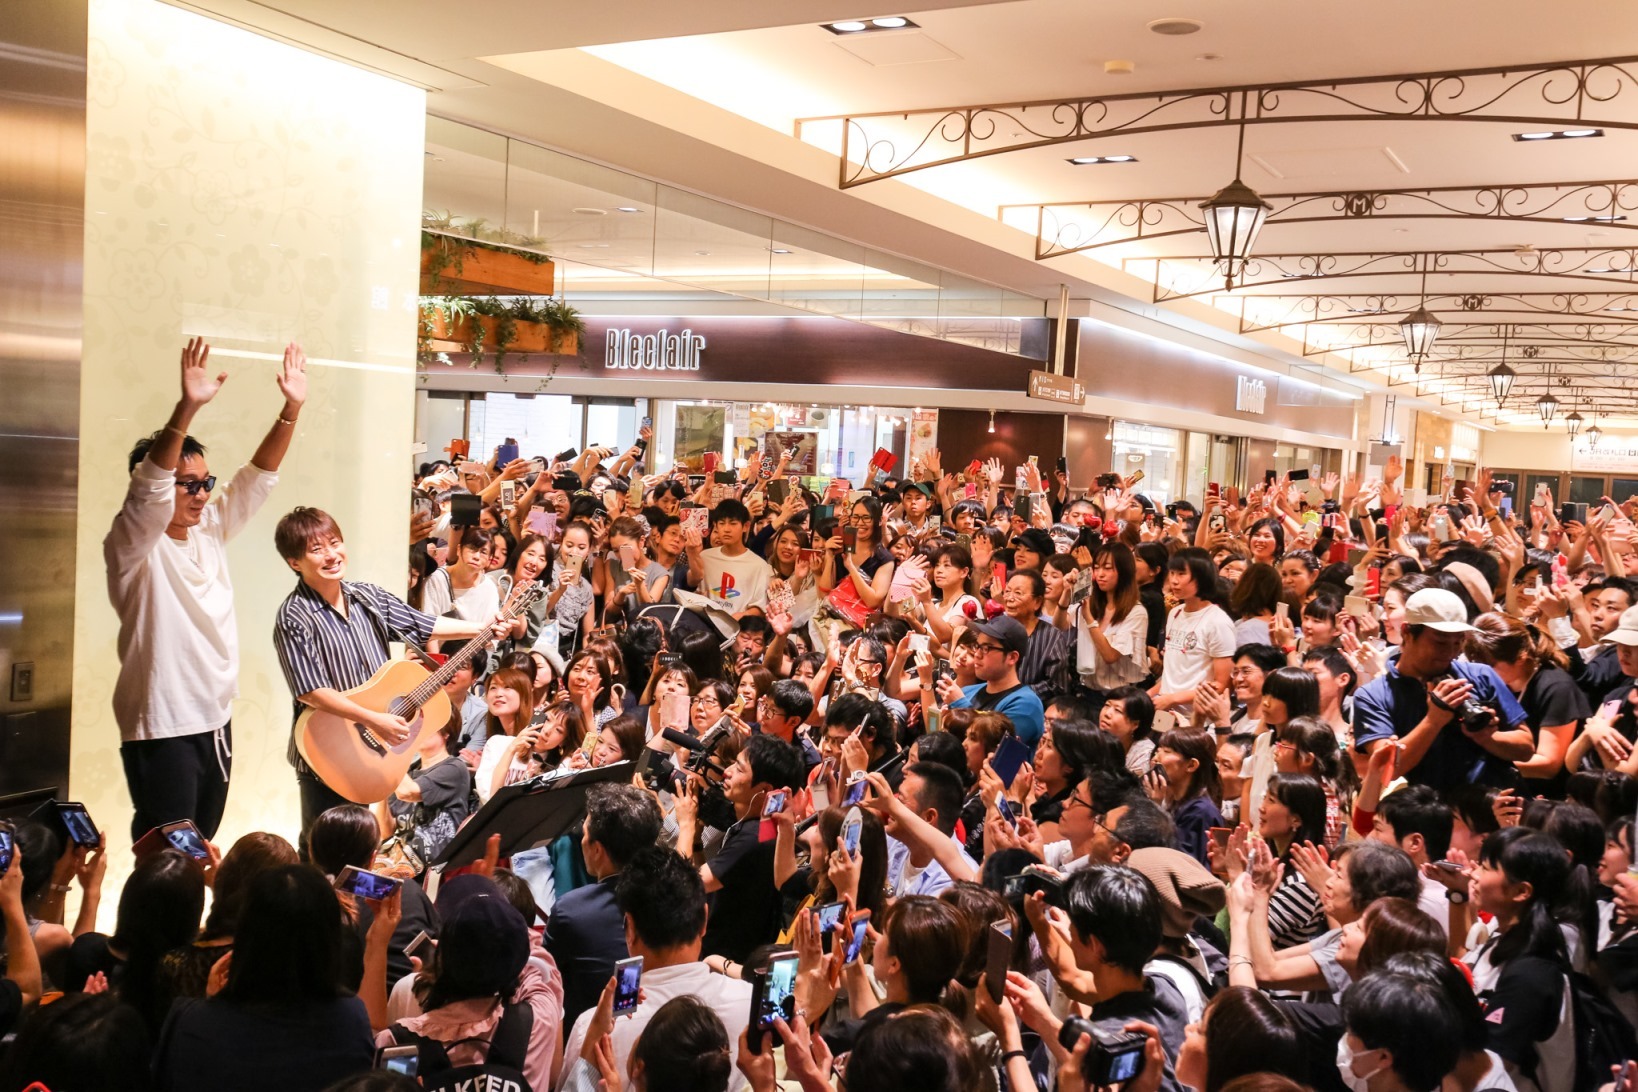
top-left (177, 476), bottom-right (217, 496)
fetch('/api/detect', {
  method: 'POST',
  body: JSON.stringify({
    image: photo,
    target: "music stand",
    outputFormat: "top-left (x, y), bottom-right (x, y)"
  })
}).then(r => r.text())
top-left (432, 760), bottom-right (635, 872)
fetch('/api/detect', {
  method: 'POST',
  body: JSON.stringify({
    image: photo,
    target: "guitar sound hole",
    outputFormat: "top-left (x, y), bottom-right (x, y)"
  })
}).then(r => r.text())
top-left (388, 696), bottom-right (416, 720)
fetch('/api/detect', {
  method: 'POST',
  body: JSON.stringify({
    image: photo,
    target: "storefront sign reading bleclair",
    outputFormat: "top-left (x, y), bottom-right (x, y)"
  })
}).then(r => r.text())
top-left (605, 328), bottom-right (705, 371)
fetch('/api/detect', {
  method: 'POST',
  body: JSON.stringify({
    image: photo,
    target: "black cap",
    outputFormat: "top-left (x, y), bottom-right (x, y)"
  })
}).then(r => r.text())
top-left (970, 615), bottom-right (1028, 658)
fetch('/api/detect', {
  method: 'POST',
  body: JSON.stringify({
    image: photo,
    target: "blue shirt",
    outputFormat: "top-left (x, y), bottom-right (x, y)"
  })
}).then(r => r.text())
top-left (952, 682), bottom-right (1046, 748)
top-left (1352, 653), bottom-right (1527, 791)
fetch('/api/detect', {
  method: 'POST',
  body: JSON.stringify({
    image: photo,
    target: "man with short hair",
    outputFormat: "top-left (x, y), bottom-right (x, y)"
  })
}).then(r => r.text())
top-left (271, 506), bottom-right (502, 836)
top-left (950, 617), bottom-right (1046, 747)
top-left (759, 679), bottom-right (821, 770)
top-left (821, 693), bottom-right (901, 781)
top-left (1352, 589), bottom-right (1532, 791)
top-left (731, 614), bottom-right (773, 672)
top-left (444, 652), bottom-right (489, 763)
top-left (879, 761), bottom-right (979, 897)
top-left (1026, 865), bottom-right (1187, 1091)
top-left (108, 337), bottom-right (306, 840)
top-left (677, 734), bottom-right (805, 962)
top-left (901, 481), bottom-right (936, 533)
top-left (1369, 784), bottom-right (1454, 930)
top-left (1560, 577), bottom-right (1638, 705)
top-left (558, 847), bottom-right (754, 1092)
top-left (688, 498), bottom-right (771, 616)
top-left (1301, 645), bottom-right (1355, 737)
top-left (547, 784), bottom-right (663, 1028)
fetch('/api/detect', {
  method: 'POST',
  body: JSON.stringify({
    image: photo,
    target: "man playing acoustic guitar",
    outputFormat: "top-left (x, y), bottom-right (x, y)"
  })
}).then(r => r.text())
top-left (271, 506), bottom-right (520, 839)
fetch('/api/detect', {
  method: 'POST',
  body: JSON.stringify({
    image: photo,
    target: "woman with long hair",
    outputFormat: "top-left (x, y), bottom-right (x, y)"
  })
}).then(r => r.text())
top-left (546, 520), bottom-right (597, 658)
top-left (818, 494), bottom-right (896, 615)
top-left (487, 699), bottom-right (587, 801)
top-left (564, 649), bottom-right (620, 734)
top-left (473, 668), bottom-right (536, 806)
top-left (1253, 772), bottom-right (1330, 949)
top-left (1462, 827), bottom-right (1577, 1092)
top-left (489, 532), bottom-right (553, 651)
top-left (1077, 542), bottom-right (1150, 699)
top-left (153, 866), bottom-right (373, 1092)
top-left (1150, 727), bottom-right (1225, 867)
top-left (1274, 716), bottom-right (1358, 851)
top-left (155, 834), bottom-right (299, 1012)
top-left (66, 851), bottom-right (204, 1036)
top-left (1174, 986), bottom-right (1309, 1092)
top-left (765, 522), bottom-right (820, 628)
top-left (772, 806), bottom-right (890, 944)
top-left (1469, 611), bottom-right (1588, 794)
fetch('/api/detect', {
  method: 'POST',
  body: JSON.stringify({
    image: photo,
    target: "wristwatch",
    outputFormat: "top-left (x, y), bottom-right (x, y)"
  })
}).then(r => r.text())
top-left (1445, 888), bottom-right (1468, 904)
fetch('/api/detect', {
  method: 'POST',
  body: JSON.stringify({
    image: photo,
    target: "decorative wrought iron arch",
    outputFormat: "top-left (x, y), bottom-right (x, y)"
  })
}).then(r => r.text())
top-left (798, 56), bottom-right (1638, 188)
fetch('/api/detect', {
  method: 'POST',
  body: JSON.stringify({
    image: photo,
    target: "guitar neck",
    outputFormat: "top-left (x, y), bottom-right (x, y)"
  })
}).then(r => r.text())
top-left (405, 585), bottom-right (538, 707)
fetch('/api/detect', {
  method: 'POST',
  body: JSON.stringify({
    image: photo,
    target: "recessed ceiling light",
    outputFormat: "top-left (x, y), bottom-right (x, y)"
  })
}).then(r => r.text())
top-left (1067, 155), bottom-right (1139, 165)
top-left (769, 247), bottom-right (793, 254)
top-left (1147, 17), bottom-right (1203, 34)
top-left (823, 16), bottom-right (918, 33)
top-left (614, 206), bottom-right (641, 213)
top-left (1512, 128), bottom-right (1604, 141)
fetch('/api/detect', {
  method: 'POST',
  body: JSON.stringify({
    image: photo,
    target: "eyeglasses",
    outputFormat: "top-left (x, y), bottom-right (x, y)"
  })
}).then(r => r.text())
top-left (1093, 812), bottom-right (1126, 845)
top-left (1229, 666), bottom-right (1260, 678)
top-left (975, 642), bottom-right (1006, 655)
top-left (1064, 792), bottom-right (1094, 813)
top-left (177, 476), bottom-right (217, 495)
top-left (691, 695), bottom-right (721, 707)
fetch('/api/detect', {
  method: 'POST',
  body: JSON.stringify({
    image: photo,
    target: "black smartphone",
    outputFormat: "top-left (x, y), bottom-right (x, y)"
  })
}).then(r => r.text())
top-left (449, 492), bottom-right (481, 528)
top-left (1560, 502), bottom-right (1589, 525)
top-left (334, 866), bottom-right (403, 902)
top-left (1264, 469), bottom-right (1276, 485)
top-left (985, 921), bottom-right (1012, 1002)
top-left (813, 504), bottom-right (835, 525)
top-left (748, 951), bottom-right (800, 1054)
top-left (0, 825), bottom-right (13, 876)
top-left (1288, 468), bottom-right (1310, 482)
top-left (1016, 492), bottom-right (1032, 523)
top-left (1056, 456), bottom-right (1068, 474)
top-left (766, 479), bottom-right (790, 505)
top-left (614, 955), bottom-right (643, 1014)
top-left (57, 802), bottom-right (100, 848)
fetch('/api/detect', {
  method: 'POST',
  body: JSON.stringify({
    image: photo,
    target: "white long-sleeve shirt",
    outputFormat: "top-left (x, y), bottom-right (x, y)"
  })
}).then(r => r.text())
top-left (104, 456), bottom-right (277, 741)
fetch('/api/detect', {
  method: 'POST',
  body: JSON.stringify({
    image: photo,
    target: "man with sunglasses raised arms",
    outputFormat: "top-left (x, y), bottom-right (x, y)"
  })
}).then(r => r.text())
top-left (106, 336), bottom-right (307, 841)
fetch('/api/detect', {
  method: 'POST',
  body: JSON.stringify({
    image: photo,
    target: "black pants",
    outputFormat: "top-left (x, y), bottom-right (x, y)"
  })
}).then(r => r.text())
top-left (120, 723), bottom-right (232, 842)
top-left (297, 770), bottom-right (352, 856)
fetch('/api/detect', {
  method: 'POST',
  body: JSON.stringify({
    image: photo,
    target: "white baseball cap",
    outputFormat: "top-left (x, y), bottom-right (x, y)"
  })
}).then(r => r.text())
top-left (1605, 605), bottom-right (1638, 647)
top-left (1402, 588), bottom-right (1476, 633)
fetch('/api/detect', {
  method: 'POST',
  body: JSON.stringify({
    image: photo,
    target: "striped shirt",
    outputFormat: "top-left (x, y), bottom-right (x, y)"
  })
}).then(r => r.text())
top-left (1018, 615), bottom-right (1071, 698)
top-left (272, 580), bottom-right (437, 764)
top-left (1266, 867), bottom-right (1326, 950)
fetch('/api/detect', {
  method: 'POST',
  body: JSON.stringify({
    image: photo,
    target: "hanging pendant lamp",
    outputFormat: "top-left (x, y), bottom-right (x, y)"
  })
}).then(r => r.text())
top-left (1199, 119), bottom-right (1270, 289)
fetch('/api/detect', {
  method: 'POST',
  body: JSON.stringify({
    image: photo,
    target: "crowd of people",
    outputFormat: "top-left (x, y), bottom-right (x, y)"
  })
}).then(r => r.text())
top-left (7, 344), bottom-right (1638, 1092)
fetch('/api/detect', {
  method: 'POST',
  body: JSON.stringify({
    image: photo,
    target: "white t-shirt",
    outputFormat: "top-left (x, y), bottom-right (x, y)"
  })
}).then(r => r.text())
top-left (1158, 602), bottom-right (1237, 715)
top-left (699, 547), bottom-right (771, 612)
top-left (105, 458), bottom-right (278, 741)
top-left (1077, 602), bottom-right (1150, 690)
top-left (421, 566), bottom-right (501, 623)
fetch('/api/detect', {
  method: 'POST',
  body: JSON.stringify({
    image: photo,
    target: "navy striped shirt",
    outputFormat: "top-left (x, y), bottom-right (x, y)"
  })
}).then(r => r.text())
top-left (272, 580), bottom-right (437, 764)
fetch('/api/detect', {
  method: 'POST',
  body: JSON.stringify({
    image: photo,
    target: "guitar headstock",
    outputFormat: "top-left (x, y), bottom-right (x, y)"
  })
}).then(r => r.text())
top-left (511, 582), bottom-right (547, 612)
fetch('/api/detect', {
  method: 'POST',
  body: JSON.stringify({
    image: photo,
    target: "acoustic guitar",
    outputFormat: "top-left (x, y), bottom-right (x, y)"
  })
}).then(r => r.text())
top-left (294, 583), bottom-right (545, 803)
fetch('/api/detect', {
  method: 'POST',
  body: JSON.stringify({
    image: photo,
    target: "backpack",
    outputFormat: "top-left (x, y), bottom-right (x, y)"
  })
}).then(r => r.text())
top-left (1568, 969), bottom-right (1638, 1092)
top-left (386, 998), bottom-right (535, 1092)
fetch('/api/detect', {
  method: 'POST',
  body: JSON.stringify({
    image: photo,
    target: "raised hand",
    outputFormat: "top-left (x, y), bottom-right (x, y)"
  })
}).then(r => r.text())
top-left (180, 336), bottom-right (227, 407)
top-left (277, 342), bottom-right (308, 407)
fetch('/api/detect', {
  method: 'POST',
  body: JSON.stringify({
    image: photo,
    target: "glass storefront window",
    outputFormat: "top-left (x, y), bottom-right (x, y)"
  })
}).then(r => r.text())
top-left (1112, 421), bottom-right (1182, 508)
top-left (1570, 475), bottom-right (1608, 505)
top-left (471, 393), bottom-right (579, 463)
top-left (1612, 477), bottom-right (1638, 501)
top-left (1524, 473), bottom-right (1560, 506)
top-left (652, 399), bottom-right (916, 486)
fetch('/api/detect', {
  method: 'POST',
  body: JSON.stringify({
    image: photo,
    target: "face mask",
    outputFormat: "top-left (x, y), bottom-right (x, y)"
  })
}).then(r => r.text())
top-left (1335, 1038), bottom-right (1387, 1092)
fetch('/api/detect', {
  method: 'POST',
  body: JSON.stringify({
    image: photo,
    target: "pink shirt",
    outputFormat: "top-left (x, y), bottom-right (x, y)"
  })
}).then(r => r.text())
top-left (376, 950), bottom-right (563, 1090)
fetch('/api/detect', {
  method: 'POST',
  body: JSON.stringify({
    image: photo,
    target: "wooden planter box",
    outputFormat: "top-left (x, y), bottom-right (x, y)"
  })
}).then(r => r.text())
top-left (420, 241), bottom-right (557, 296)
top-left (422, 310), bottom-right (579, 357)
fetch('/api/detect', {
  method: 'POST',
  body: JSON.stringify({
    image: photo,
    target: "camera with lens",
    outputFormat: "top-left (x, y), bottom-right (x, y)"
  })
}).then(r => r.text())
top-left (1432, 676), bottom-right (1496, 733)
top-left (1094, 472), bottom-right (1122, 491)
top-left (1058, 1018), bottom-right (1148, 1086)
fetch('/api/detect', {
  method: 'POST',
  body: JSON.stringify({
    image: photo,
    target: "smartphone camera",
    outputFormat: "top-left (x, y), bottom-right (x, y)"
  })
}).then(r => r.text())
top-left (1059, 1018), bottom-right (1148, 1086)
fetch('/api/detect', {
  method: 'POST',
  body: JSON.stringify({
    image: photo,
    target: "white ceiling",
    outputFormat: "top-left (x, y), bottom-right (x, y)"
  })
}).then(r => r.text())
top-left (169, 0), bottom-right (1638, 429)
